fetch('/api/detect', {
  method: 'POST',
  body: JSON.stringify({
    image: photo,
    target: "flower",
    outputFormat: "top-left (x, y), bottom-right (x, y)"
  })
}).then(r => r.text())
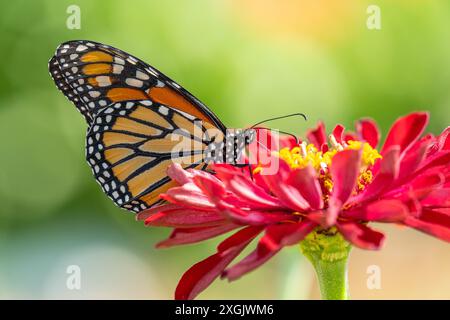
top-left (137, 112), bottom-right (450, 300)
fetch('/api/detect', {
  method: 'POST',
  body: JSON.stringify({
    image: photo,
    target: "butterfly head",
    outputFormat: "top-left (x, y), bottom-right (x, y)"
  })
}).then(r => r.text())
top-left (225, 128), bottom-right (256, 165)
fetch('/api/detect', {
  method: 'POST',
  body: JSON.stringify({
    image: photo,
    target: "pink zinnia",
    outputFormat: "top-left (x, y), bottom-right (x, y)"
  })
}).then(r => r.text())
top-left (137, 112), bottom-right (450, 299)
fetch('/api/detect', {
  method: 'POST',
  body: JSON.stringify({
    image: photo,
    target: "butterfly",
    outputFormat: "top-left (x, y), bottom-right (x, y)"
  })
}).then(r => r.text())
top-left (49, 40), bottom-right (255, 213)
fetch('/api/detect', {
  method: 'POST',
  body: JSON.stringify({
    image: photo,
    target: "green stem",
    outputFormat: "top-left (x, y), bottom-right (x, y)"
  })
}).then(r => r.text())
top-left (300, 227), bottom-right (352, 300)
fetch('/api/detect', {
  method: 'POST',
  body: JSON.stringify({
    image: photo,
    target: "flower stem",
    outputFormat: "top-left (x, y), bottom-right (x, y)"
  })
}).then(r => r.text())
top-left (300, 227), bottom-right (351, 300)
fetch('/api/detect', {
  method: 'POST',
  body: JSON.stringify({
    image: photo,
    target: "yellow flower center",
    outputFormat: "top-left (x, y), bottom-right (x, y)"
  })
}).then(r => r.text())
top-left (266, 137), bottom-right (382, 197)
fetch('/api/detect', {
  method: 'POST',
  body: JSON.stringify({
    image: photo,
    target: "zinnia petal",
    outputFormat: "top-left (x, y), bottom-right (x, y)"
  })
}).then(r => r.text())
top-left (327, 149), bottom-right (362, 225)
top-left (175, 226), bottom-right (263, 300)
top-left (156, 224), bottom-right (239, 248)
top-left (361, 146), bottom-right (400, 201)
top-left (357, 118), bottom-right (380, 148)
top-left (345, 199), bottom-right (409, 222)
top-left (306, 121), bottom-right (327, 149)
top-left (161, 188), bottom-right (216, 210)
top-left (262, 160), bottom-right (311, 211)
top-left (381, 112), bottom-right (429, 155)
top-left (223, 220), bottom-right (317, 280)
top-left (287, 165), bottom-right (324, 210)
top-left (404, 213), bottom-right (450, 242)
top-left (143, 209), bottom-right (225, 228)
top-left (336, 221), bottom-right (385, 250)
top-left (225, 175), bottom-right (284, 209)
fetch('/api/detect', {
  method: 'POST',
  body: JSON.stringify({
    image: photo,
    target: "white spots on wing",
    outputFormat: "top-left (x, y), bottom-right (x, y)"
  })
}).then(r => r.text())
top-left (136, 71), bottom-right (150, 80)
top-left (113, 64), bottom-right (124, 74)
top-left (76, 45), bottom-right (88, 52)
top-left (70, 53), bottom-right (78, 60)
top-left (125, 78), bottom-right (143, 87)
top-left (71, 67), bottom-right (78, 73)
top-left (155, 80), bottom-right (165, 88)
top-left (140, 100), bottom-right (152, 106)
top-left (114, 57), bottom-right (125, 65)
top-left (89, 91), bottom-right (100, 98)
top-left (159, 106), bottom-right (169, 115)
top-left (95, 76), bottom-right (112, 87)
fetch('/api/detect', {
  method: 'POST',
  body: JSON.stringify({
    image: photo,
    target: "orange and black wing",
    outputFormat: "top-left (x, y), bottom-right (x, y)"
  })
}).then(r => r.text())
top-left (49, 40), bottom-right (227, 211)
top-left (48, 40), bottom-right (226, 131)
top-left (86, 99), bottom-right (221, 211)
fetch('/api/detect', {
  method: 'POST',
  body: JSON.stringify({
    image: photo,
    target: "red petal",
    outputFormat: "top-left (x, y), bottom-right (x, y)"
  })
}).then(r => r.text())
top-left (421, 188), bottom-right (450, 207)
top-left (223, 221), bottom-right (317, 280)
top-left (397, 139), bottom-right (428, 181)
top-left (410, 172), bottom-right (445, 197)
top-left (226, 175), bottom-right (284, 209)
top-left (287, 166), bottom-right (324, 210)
top-left (347, 199), bottom-right (409, 222)
top-left (136, 204), bottom-right (180, 221)
top-left (404, 215), bottom-right (450, 242)
top-left (332, 124), bottom-right (345, 144)
top-left (262, 160), bottom-right (311, 211)
top-left (360, 146), bottom-right (400, 201)
top-left (330, 149), bottom-right (362, 204)
top-left (161, 187), bottom-right (216, 210)
top-left (175, 226), bottom-right (263, 300)
top-left (381, 112), bottom-right (429, 155)
top-left (356, 118), bottom-right (380, 148)
top-left (306, 121), bottom-right (327, 149)
top-left (420, 209), bottom-right (450, 229)
top-left (143, 209), bottom-right (225, 228)
top-left (428, 127), bottom-right (450, 155)
top-left (336, 221), bottom-right (385, 250)
top-left (156, 224), bottom-right (239, 248)
top-left (438, 127), bottom-right (450, 150)
top-left (222, 207), bottom-right (294, 226)
top-left (167, 163), bottom-right (193, 185)
top-left (192, 172), bottom-right (226, 200)
top-left (418, 151), bottom-right (450, 176)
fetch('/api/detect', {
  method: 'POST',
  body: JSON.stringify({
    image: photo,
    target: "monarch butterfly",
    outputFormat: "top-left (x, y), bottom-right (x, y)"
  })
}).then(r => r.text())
top-left (49, 40), bottom-right (256, 213)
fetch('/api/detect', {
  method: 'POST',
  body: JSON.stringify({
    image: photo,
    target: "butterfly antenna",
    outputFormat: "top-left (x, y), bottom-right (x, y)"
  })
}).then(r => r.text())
top-left (252, 127), bottom-right (299, 144)
top-left (250, 113), bottom-right (307, 129)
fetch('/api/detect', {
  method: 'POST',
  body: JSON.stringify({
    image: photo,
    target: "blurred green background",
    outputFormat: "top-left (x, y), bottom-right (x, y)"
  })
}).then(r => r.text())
top-left (0, 0), bottom-right (449, 299)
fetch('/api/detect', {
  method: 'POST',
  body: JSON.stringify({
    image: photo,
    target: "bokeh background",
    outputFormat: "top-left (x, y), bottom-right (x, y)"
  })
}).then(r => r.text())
top-left (0, 0), bottom-right (449, 299)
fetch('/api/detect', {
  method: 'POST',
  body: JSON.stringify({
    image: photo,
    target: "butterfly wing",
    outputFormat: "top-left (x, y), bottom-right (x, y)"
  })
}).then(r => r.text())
top-left (48, 40), bottom-right (226, 130)
top-left (49, 40), bottom-right (227, 211)
top-left (87, 99), bottom-right (222, 211)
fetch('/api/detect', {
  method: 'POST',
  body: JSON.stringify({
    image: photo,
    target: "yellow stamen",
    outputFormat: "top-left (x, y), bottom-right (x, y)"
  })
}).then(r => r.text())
top-left (264, 138), bottom-right (382, 199)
